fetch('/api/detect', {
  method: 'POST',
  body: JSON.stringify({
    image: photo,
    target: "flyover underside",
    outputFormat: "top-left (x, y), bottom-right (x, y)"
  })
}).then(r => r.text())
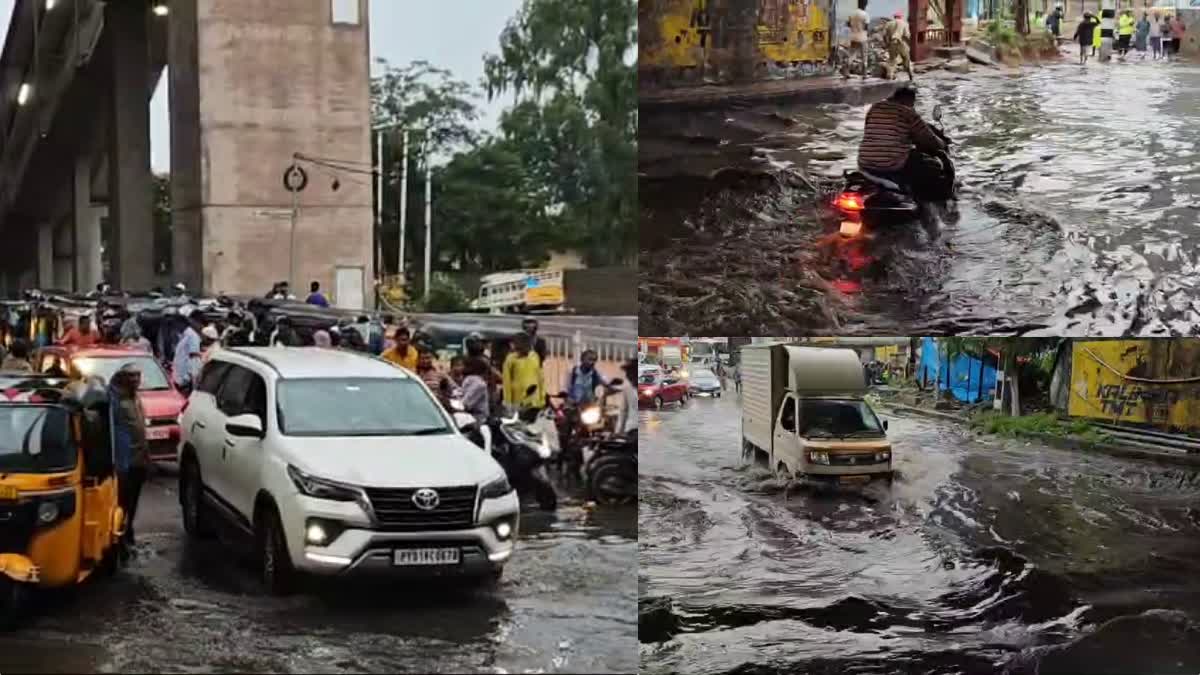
top-left (0, 0), bottom-right (167, 294)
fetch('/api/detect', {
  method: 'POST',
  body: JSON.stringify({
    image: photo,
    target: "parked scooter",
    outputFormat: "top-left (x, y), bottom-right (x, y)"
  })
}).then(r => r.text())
top-left (832, 105), bottom-right (955, 239)
top-left (455, 385), bottom-right (557, 511)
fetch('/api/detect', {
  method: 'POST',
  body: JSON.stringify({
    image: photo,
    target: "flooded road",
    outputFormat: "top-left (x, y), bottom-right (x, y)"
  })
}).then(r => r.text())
top-left (1, 470), bottom-right (637, 674)
top-left (639, 57), bottom-right (1200, 336)
top-left (639, 394), bottom-right (1200, 674)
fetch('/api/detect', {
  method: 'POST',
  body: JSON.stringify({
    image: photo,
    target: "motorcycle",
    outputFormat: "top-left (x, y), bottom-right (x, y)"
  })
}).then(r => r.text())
top-left (580, 379), bottom-right (637, 506)
top-left (583, 433), bottom-right (637, 506)
top-left (454, 385), bottom-right (558, 511)
top-left (832, 104), bottom-right (955, 239)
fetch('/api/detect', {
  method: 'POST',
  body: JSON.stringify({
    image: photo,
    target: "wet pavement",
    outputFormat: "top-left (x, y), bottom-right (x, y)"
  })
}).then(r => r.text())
top-left (639, 56), bottom-right (1200, 336)
top-left (1, 469), bottom-right (637, 674)
top-left (639, 393), bottom-right (1200, 674)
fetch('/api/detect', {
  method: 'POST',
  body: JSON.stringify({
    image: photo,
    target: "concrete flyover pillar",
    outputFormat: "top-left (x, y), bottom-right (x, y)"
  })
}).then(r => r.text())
top-left (73, 159), bottom-right (104, 293)
top-left (37, 224), bottom-right (54, 290)
top-left (106, 0), bottom-right (155, 291)
top-left (169, 0), bottom-right (374, 297)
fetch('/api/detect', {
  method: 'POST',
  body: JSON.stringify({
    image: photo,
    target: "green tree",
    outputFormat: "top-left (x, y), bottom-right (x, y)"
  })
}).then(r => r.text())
top-left (371, 59), bottom-right (482, 283)
top-left (153, 173), bottom-right (172, 276)
top-left (484, 0), bottom-right (637, 265)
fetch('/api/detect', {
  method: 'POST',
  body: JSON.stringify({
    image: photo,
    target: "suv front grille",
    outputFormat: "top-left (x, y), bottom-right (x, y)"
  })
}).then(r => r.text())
top-left (364, 485), bottom-right (478, 531)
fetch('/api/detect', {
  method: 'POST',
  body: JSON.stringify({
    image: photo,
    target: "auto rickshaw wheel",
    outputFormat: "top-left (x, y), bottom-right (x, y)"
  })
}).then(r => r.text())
top-left (257, 506), bottom-right (296, 596)
top-left (0, 575), bottom-right (25, 632)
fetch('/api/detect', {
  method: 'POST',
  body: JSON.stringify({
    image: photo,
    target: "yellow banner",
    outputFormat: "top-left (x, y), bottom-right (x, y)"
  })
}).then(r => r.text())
top-left (525, 285), bottom-right (564, 306)
top-left (1068, 340), bottom-right (1200, 430)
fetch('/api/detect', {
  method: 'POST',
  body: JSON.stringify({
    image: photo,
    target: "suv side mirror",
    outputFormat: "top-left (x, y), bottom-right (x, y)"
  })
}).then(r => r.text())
top-left (227, 413), bottom-right (265, 438)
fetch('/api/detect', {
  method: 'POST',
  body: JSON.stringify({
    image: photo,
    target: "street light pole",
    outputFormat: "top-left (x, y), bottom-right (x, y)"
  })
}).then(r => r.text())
top-left (398, 129), bottom-right (410, 279)
top-left (423, 136), bottom-right (432, 302)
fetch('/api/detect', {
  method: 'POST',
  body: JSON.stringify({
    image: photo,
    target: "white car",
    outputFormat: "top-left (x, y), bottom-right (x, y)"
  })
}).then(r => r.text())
top-left (176, 347), bottom-right (519, 593)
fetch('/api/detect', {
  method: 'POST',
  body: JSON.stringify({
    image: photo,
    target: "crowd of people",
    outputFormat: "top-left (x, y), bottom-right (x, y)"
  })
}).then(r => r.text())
top-left (1040, 6), bottom-right (1187, 65)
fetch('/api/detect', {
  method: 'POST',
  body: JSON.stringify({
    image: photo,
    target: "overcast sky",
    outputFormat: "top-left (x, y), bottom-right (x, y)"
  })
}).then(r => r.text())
top-left (0, 0), bottom-right (522, 171)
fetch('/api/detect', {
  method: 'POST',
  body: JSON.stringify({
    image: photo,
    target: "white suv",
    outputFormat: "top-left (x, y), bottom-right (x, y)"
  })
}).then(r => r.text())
top-left (176, 347), bottom-right (519, 593)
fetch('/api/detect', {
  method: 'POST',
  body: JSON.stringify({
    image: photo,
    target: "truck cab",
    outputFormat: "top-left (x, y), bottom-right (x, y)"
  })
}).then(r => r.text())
top-left (741, 344), bottom-right (893, 484)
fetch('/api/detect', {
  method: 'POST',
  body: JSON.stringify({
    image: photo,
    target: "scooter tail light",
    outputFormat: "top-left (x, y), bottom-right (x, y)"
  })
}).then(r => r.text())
top-left (835, 192), bottom-right (865, 212)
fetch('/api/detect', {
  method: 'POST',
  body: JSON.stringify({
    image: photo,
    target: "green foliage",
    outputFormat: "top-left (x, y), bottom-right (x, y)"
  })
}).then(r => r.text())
top-left (370, 0), bottom-right (636, 275)
top-left (986, 19), bottom-right (1019, 46)
top-left (418, 275), bottom-right (472, 313)
top-left (153, 174), bottom-right (172, 276)
top-left (972, 411), bottom-right (1109, 443)
top-left (484, 0), bottom-right (637, 265)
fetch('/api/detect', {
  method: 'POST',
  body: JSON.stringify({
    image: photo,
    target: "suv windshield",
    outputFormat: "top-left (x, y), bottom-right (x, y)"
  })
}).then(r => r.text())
top-left (74, 356), bottom-right (171, 391)
top-left (798, 399), bottom-right (885, 439)
top-left (0, 406), bottom-right (76, 473)
top-left (276, 377), bottom-right (452, 437)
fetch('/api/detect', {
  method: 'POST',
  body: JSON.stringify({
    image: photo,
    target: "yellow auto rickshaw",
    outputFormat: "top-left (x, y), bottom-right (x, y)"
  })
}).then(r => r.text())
top-left (0, 374), bottom-right (125, 629)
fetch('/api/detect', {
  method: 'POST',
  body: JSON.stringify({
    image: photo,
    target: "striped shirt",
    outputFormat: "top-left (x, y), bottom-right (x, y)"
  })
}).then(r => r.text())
top-left (858, 100), bottom-right (945, 172)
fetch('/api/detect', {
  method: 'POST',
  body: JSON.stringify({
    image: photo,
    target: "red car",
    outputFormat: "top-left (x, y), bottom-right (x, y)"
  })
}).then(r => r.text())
top-left (33, 345), bottom-right (186, 461)
top-left (638, 369), bottom-right (688, 409)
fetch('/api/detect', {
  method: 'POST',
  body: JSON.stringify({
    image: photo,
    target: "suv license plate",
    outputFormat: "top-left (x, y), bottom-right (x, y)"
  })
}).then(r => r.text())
top-left (393, 547), bottom-right (461, 566)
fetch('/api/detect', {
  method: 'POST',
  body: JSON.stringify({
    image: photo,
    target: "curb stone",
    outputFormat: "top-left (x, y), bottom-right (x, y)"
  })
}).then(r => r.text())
top-left (878, 402), bottom-right (1200, 469)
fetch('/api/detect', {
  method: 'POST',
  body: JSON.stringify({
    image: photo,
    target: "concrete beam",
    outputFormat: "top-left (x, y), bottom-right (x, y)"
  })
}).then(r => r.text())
top-left (73, 157), bottom-right (102, 292)
top-left (105, 0), bottom-right (154, 290)
top-left (37, 222), bottom-right (52, 288)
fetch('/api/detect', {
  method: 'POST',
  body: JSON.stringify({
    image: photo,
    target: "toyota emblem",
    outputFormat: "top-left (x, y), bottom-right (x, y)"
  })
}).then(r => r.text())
top-left (412, 488), bottom-right (440, 511)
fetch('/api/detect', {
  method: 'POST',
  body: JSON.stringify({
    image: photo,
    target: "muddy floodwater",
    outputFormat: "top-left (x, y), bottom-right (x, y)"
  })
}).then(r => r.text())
top-left (0, 469), bottom-right (637, 674)
top-left (639, 58), bottom-right (1200, 336)
top-left (638, 394), bottom-right (1200, 674)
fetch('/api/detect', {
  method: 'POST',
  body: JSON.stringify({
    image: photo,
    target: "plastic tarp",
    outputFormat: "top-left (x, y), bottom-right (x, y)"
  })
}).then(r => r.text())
top-left (917, 337), bottom-right (998, 404)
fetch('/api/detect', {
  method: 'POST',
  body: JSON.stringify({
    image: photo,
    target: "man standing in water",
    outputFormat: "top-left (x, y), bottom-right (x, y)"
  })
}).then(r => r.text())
top-left (1075, 13), bottom-right (1099, 64)
top-left (844, 0), bottom-right (871, 81)
top-left (883, 11), bottom-right (913, 81)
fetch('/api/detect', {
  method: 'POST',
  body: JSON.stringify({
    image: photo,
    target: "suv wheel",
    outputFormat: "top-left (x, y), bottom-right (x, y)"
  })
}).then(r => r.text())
top-left (180, 458), bottom-right (213, 540)
top-left (257, 506), bottom-right (296, 596)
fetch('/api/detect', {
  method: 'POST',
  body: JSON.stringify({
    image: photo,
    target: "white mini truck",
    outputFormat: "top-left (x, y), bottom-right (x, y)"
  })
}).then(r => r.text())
top-left (741, 343), bottom-right (894, 485)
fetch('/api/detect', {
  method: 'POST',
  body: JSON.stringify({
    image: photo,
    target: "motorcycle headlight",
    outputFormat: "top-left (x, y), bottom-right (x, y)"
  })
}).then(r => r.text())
top-left (37, 501), bottom-right (60, 524)
top-left (287, 465), bottom-right (360, 502)
top-left (809, 451), bottom-right (830, 465)
top-left (580, 405), bottom-right (602, 426)
top-left (480, 474), bottom-right (513, 500)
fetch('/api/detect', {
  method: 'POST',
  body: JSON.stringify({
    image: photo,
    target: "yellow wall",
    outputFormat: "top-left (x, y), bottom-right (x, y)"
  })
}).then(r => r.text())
top-left (1067, 340), bottom-right (1200, 430)
top-left (641, 0), bottom-right (831, 69)
top-left (757, 0), bottom-right (831, 63)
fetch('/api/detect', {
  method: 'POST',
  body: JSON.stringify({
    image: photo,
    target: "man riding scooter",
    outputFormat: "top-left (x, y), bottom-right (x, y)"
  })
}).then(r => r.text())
top-left (857, 85), bottom-right (947, 199)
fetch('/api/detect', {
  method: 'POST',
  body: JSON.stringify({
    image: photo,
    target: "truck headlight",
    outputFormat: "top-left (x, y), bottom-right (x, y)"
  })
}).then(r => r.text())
top-left (480, 474), bottom-right (513, 500)
top-left (875, 451), bottom-right (891, 462)
top-left (809, 451), bottom-right (830, 465)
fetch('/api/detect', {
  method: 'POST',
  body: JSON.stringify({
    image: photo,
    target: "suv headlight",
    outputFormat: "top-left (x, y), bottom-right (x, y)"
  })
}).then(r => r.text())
top-left (480, 474), bottom-right (513, 500)
top-left (809, 451), bottom-right (830, 465)
top-left (287, 465), bottom-right (361, 502)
